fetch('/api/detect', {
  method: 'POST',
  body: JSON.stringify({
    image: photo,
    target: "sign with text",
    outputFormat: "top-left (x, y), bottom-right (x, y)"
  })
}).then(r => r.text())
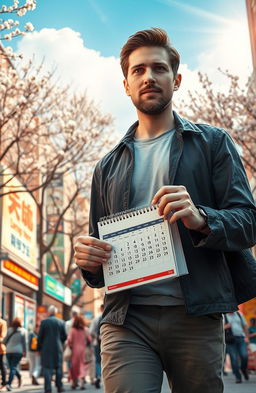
top-left (44, 273), bottom-right (71, 306)
top-left (1, 175), bottom-right (37, 267)
top-left (2, 259), bottom-right (39, 290)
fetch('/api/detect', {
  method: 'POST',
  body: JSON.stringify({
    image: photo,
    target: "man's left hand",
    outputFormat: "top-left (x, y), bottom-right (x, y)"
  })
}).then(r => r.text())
top-left (152, 185), bottom-right (207, 231)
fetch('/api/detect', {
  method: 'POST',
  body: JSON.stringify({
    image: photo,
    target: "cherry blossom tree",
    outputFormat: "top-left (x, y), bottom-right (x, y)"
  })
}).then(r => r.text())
top-left (178, 71), bottom-right (256, 192)
top-left (0, 58), bottom-right (116, 305)
top-left (0, 0), bottom-right (36, 59)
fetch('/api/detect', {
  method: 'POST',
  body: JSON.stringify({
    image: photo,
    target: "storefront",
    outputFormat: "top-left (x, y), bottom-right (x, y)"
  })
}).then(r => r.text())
top-left (0, 259), bottom-right (39, 327)
top-left (0, 173), bottom-right (39, 327)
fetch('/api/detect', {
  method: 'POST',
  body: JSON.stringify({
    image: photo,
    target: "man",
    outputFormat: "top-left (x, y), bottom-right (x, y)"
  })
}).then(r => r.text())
top-left (38, 305), bottom-right (67, 393)
top-left (89, 304), bottom-right (104, 389)
top-left (74, 28), bottom-right (256, 393)
top-left (224, 312), bottom-right (249, 383)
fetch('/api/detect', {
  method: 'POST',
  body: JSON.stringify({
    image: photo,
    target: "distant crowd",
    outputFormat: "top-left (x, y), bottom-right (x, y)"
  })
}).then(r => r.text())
top-left (0, 306), bottom-right (255, 391)
top-left (0, 304), bottom-right (104, 392)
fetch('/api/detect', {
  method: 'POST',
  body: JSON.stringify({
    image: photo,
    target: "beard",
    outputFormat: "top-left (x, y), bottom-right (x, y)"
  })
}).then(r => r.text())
top-left (131, 95), bottom-right (171, 115)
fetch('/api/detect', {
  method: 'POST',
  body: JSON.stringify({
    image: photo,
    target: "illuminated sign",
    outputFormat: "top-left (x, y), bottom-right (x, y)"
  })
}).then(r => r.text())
top-left (44, 273), bottom-right (71, 305)
top-left (1, 174), bottom-right (37, 267)
top-left (2, 260), bottom-right (39, 290)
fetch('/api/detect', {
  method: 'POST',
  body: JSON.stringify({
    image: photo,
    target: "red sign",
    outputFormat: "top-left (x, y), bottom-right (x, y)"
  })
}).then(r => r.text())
top-left (3, 260), bottom-right (39, 289)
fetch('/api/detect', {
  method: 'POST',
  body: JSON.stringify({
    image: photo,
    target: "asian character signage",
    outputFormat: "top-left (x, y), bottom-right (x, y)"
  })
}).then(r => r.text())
top-left (1, 175), bottom-right (37, 267)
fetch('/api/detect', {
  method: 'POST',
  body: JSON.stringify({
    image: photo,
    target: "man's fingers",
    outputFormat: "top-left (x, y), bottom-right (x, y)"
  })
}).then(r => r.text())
top-left (76, 259), bottom-right (102, 274)
top-left (75, 236), bottom-right (112, 251)
top-left (152, 185), bottom-right (186, 205)
top-left (74, 235), bottom-right (112, 273)
top-left (74, 244), bottom-right (111, 259)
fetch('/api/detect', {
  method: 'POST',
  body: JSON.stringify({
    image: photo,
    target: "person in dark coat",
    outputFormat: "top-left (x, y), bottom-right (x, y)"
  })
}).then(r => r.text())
top-left (38, 305), bottom-right (67, 393)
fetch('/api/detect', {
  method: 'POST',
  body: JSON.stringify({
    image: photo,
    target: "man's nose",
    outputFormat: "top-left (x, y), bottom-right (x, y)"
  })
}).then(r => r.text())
top-left (144, 68), bottom-right (156, 84)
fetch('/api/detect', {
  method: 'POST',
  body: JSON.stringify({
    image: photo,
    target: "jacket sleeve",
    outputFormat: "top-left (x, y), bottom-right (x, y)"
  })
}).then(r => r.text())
top-left (191, 128), bottom-right (256, 251)
top-left (61, 321), bottom-right (67, 343)
top-left (80, 162), bottom-right (105, 288)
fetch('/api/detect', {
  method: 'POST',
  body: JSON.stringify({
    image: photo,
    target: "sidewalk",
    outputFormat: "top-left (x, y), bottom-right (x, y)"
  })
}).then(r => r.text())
top-left (5, 370), bottom-right (256, 393)
top-left (1, 372), bottom-right (103, 393)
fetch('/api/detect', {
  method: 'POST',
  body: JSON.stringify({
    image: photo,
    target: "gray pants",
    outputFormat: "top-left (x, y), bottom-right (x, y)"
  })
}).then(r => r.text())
top-left (101, 305), bottom-right (224, 393)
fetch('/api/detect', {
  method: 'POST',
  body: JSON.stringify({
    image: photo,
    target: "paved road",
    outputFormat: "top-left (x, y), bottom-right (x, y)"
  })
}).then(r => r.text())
top-left (12, 370), bottom-right (256, 393)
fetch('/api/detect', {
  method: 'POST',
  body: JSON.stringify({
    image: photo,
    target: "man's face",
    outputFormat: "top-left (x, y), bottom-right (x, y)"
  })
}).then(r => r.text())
top-left (124, 46), bottom-right (181, 115)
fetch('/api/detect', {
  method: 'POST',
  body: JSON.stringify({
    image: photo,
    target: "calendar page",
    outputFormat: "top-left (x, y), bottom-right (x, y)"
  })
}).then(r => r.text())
top-left (98, 205), bottom-right (187, 294)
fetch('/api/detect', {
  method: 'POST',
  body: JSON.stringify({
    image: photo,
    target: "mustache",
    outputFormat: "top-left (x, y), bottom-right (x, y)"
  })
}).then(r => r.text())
top-left (140, 85), bottom-right (162, 95)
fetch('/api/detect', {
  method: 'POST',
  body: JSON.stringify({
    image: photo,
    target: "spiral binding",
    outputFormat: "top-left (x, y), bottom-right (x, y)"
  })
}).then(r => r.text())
top-left (99, 204), bottom-right (158, 226)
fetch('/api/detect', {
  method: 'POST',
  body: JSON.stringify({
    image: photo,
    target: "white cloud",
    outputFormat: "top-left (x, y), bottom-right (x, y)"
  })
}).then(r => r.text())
top-left (17, 28), bottom-right (136, 134)
top-left (16, 23), bottom-right (252, 134)
top-left (197, 18), bottom-right (252, 85)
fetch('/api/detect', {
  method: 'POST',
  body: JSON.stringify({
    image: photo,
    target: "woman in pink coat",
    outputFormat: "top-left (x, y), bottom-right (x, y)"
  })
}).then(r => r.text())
top-left (68, 314), bottom-right (91, 389)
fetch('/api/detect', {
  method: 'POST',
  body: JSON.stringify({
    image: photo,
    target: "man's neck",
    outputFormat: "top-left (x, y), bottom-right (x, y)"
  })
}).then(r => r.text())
top-left (135, 108), bottom-right (175, 140)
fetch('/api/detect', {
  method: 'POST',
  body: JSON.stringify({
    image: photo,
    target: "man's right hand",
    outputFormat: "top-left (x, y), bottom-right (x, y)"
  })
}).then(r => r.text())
top-left (74, 236), bottom-right (112, 274)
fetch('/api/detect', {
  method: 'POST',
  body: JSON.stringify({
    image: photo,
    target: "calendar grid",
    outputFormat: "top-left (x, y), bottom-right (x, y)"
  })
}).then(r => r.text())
top-left (98, 205), bottom-right (187, 294)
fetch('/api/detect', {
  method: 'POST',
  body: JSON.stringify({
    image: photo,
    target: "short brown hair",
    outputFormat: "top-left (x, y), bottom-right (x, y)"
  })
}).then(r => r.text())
top-left (120, 28), bottom-right (180, 79)
top-left (11, 317), bottom-right (22, 329)
top-left (72, 314), bottom-right (86, 330)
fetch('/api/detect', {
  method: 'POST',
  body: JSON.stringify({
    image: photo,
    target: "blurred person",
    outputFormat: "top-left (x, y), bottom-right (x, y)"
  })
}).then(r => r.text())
top-left (38, 305), bottom-right (67, 393)
top-left (248, 317), bottom-right (256, 344)
top-left (65, 307), bottom-right (79, 381)
top-left (3, 317), bottom-right (26, 391)
top-left (65, 307), bottom-right (79, 336)
top-left (89, 304), bottom-right (103, 389)
top-left (84, 319), bottom-right (94, 385)
top-left (67, 314), bottom-right (92, 389)
top-left (0, 316), bottom-right (7, 389)
top-left (28, 324), bottom-right (41, 385)
top-left (74, 28), bottom-right (256, 393)
top-left (224, 311), bottom-right (249, 383)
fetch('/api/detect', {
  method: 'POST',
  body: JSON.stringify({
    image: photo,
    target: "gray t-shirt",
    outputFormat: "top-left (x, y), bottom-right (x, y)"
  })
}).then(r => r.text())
top-left (129, 128), bottom-right (184, 306)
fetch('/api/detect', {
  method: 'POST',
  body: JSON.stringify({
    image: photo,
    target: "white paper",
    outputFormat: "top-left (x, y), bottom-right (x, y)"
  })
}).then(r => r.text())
top-left (98, 207), bottom-right (188, 294)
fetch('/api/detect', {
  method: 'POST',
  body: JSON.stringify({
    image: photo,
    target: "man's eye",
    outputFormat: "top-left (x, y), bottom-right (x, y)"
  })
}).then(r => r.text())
top-left (134, 68), bottom-right (143, 74)
top-left (155, 65), bottom-right (166, 71)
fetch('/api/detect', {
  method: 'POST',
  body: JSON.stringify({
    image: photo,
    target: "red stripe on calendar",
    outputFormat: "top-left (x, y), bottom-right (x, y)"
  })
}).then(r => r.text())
top-left (107, 270), bottom-right (175, 291)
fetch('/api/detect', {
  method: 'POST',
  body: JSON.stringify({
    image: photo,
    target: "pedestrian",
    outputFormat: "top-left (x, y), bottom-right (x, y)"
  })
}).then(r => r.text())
top-left (38, 305), bottom-right (67, 393)
top-left (65, 307), bottom-right (79, 381)
top-left (3, 317), bottom-right (26, 391)
top-left (89, 304), bottom-right (103, 389)
top-left (224, 311), bottom-right (249, 383)
top-left (65, 307), bottom-right (79, 336)
top-left (248, 317), bottom-right (256, 346)
top-left (67, 314), bottom-right (91, 390)
top-left (84, 322), bottom-right (94, 385)
top-left (74, 27), bottom-right (256, 393)
top-left (28, 323), bottom-right (41, 385)
top-left (0, 316), bottom-right (7, 389)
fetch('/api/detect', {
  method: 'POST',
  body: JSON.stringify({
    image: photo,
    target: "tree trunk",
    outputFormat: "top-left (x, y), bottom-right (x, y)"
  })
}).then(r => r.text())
top-left (63, 303), bottom-right (71, 321)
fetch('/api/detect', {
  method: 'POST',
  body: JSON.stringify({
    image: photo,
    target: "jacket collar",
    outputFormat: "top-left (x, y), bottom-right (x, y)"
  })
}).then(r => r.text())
top-left (121, 111), bottom-right (202, 144)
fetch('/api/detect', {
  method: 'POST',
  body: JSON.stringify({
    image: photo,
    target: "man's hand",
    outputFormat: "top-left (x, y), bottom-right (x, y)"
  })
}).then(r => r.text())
top-left (152, 185), bottom-right (207, 231)
top-left (74, 236), bottom-right (112, 274)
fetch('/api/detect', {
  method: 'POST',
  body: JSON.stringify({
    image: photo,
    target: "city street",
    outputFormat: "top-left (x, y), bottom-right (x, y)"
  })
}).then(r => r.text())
top-left (13, 370), bottom-right (256, 393)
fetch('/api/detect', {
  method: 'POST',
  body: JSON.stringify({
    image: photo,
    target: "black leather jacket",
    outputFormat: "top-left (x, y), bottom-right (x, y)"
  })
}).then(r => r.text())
top-left (82, 112), bottom-right (256, 324)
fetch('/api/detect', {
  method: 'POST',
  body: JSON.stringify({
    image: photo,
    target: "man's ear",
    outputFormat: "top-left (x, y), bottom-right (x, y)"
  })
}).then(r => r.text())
top-left (123, 79), bottom-right (130, 96)
top-left (173, 73), bottom-right (182, 91)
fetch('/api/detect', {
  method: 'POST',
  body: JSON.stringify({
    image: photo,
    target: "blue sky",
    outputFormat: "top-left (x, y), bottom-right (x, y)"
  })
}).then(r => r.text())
top-left (6, 0), bottom-right (252, 132)
top-left (12, 0), bottom-right (250, 69)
